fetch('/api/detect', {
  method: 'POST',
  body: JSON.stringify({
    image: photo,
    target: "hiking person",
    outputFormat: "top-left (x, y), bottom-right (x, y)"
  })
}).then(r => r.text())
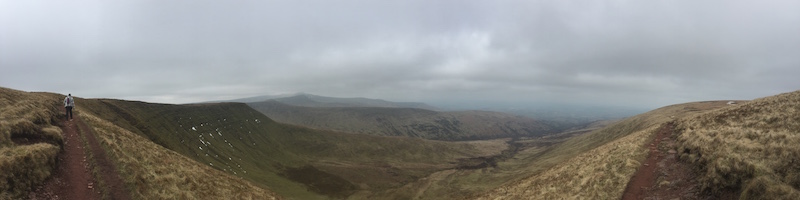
top-left (64, 94), bottom-right (75, 120)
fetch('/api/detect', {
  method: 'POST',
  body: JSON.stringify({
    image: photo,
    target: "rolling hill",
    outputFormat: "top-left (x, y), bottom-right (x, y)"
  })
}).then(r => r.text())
top-left (248, 100), bottom-right (558, 140)
top-left (676, 91), bottom-right (800, 199)
top-left (6, 85), bottom-right (799, 199)
top-left (230, 93), bottom-right (439, 110)
top-left (74, 98), bottom-right (508, 199)
top-left (0, 87), bottom-right (281, 199)
top-left (476, 91), bottom-right (800, 199)
top-left (473, 100), bottom-right (737, 199)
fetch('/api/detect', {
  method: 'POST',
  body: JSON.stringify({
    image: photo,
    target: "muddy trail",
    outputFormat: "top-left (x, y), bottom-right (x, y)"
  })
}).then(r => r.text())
top-left (621, 122), bottom-right (738, 200)
top-left (29, 115), bottom-right (130, 200)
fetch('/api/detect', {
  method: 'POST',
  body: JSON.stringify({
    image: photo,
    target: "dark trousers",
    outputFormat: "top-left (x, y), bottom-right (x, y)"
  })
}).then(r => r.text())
top-left (66, 106), bottom-right (73, 119)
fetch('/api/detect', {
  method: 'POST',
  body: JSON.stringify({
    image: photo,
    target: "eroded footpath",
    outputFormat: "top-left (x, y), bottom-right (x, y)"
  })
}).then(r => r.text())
top-left (622, 122), bottom-right (737, 200)
top-left (29, 115), bottom-right (130, 200)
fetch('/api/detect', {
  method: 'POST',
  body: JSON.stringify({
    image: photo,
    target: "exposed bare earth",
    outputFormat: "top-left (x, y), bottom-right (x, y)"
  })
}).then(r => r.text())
top-left (622, 122), bottom-right (738, 200)
top-left (28, 118), bottom-right (101, 200)
top-left (28, 116), bottom-right (130, 200)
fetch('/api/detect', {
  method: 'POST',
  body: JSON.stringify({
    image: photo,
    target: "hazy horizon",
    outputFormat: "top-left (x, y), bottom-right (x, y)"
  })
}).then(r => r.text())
top-left (2, 0), bottom-right (798, 110)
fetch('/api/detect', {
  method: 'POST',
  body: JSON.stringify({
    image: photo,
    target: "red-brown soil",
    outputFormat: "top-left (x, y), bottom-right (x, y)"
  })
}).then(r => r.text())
top-left (28, 116), bottom-right (130, 200)
top-left (622, 122), bottom-right (738, 200)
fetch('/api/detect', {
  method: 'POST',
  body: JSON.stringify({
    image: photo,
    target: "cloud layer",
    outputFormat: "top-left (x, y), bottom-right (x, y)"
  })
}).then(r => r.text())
top-left (2, 0), bottom-right (799, 109)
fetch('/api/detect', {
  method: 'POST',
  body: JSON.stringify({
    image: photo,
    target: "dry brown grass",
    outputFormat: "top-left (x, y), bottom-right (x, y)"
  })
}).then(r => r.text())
top-left (677, 91), bottom-right (800, 199)
top-left (473, 101), bottom-right (733, 199)
top-left (3, 87), bottom-right (280, 199)
top-left (0, 143), bottom-right (60, 199)
top-left (475, 126), bottom-right (656, 200)
top-left (0, 87), bottom-right (65, 199)
top-left (78, 112), bottom-right (281, 199)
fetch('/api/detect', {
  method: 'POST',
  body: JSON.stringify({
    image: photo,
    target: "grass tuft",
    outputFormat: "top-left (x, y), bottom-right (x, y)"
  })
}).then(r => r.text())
top-left (677, 91), bottom-right (800, 198)
top-left (741, 176), bottom-right (800, 200)
top-left (0, 87), bottom-right (64, 199)
top-left (0, 143), bottom-right (60, 198)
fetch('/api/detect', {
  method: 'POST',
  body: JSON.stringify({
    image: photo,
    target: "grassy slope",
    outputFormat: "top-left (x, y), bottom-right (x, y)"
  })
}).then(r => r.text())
top-left (0, 87), bottom-right (63, 199)
top-left (78, 112), bottom-right (280, 199)
top-left (14, 85), bottom-right (790, 199)
top-left (474, 100), bottom-right (734, 199)
top-left (78, 99), bottom-right (501, 199)
top-left (248, 100), bottom-right (555, 140)
top-left (0, 87), bottom-right (280, 199)
top-left (677, 91), bottom-right (800, 199)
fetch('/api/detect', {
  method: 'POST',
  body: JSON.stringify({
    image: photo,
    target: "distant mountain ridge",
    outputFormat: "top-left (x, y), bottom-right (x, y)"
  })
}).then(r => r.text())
top-left (228, 93), bottom-right (440, 111)
top-left (74, 97), bottom-right (497, 199)
top-left (247, 100), bottom-right (557, 140)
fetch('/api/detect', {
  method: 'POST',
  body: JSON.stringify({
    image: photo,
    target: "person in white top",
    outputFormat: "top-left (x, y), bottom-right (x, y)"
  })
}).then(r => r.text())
top-left (64, 94), bottom-right (75, 120)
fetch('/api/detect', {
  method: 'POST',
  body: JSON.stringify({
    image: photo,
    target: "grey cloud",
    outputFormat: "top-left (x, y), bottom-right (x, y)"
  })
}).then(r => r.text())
top-left (1, 0), bottom-right (799, 110)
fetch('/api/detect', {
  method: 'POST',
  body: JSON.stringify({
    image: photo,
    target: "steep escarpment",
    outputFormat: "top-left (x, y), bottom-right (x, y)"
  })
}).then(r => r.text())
top-left (248, 100), bottom-right (556, 140)
top-left (77, 99), bottom-right (503, 199)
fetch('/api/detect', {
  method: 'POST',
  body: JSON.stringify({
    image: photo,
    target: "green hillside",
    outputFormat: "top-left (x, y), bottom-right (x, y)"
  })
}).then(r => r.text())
top-left (13, 84), bottom-right (793, 200)
top-left (77, 99), bottom-right (503, 199)
top-left (248, 100), bottom-right (556, 140)
top-left (0, 87), bottom-right (280, 199)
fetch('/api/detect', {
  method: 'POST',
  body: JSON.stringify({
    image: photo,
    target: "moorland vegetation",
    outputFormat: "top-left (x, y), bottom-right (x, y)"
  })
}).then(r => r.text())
top-left (677, 91), bottom-right (800, 199)
top-left (0, 88), bottom-right (63, 199)
top-left (4, 85), bottom-right (799, 200)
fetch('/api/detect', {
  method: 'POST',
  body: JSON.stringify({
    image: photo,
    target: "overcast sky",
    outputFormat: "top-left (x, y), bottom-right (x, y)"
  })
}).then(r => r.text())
top-left (1, 0), bottom-right (798, 109)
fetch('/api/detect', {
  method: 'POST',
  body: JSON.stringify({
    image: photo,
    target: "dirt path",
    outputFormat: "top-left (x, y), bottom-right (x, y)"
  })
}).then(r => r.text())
top-left (29, 115), bottom-right (130, 200)
top-left (621, 122), bottom-right (737, 200)
top-left (29, 119), bottom-right (102, 200)
top-left (75, 116), bottom-right (131, 200)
